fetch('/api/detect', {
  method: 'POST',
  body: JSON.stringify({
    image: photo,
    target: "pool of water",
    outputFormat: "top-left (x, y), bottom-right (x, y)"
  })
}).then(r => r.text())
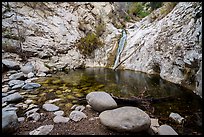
top-left (20, 68), bottom-right (202, 135)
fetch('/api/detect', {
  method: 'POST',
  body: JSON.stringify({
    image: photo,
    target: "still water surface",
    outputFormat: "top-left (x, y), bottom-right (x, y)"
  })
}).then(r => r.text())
top-left (23, 68), bottom-right (202, 135)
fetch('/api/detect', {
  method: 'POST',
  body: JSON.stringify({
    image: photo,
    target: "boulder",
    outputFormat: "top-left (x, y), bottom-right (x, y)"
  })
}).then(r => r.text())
top-left (2, 110), bottom-right (18, 133)
top-left (99, 106), bottom-right (151, 132)
top-left (2, 59), bottom-right (20, 70)
top-left (158, 124), bottom-right (178, 135)
top-left (42, 103), bottom-right (59, 112)
top-left (29, 125), bottom-right (54, 135)
top-left (86, 91), bottom-right (117, 112)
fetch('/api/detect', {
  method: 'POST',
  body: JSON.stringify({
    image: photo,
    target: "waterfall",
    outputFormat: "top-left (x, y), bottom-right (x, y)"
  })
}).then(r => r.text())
top-left (113, 29), bottom-right (127, 70)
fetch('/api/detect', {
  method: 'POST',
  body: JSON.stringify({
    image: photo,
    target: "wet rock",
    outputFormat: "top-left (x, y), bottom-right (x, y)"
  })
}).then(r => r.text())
top-left (29, 125), bottom-right (54, 135)
top-left (86, 91), bottom-right (117, 112)
top-left (7, 90), bottom-right (17, 95)
top-left (21, 63), bottom-right (34, 74)
top-left (99, 106), bottom-right (151, 132)
top-left (158, 124), bottom-right (178, 135)
top-left (169, 112), bottom-right (184, 124)
top-left (69, 110), bottom-right (87, 122)
top-left (2, 110), bottom-right (18, 133)
top-left (2, 92), bottom-right (23, 103)
top-left (54, 111), bottom-right (64, 116)
top-left (53, 115), bottom-right (70, 123)
top-left (22, 82), bottom-right (41, 90)
top-left (9, 72), bottom-right (25, 80)
top-left (2, 59), bottom-right (20, 70)
top-left (42, 103), bottom-right (59, 112)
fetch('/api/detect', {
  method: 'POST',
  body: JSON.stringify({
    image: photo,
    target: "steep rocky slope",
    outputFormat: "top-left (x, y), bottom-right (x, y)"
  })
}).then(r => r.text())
top-left (2, 2), bottom-right (202, 97)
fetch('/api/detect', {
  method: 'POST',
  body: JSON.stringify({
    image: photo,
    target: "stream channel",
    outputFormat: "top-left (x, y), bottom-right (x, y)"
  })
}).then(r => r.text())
top-left (18, 67), bottom-right (202, 135)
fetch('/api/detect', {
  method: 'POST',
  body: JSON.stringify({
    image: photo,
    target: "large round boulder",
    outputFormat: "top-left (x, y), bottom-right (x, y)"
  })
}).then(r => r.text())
top-left (86, 91), bottom-right (117, 112)
top-left (99, 106), bottom-right (151, 132)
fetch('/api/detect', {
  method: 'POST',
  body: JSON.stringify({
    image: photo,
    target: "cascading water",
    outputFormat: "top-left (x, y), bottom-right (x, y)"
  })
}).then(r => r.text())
top-left (113, 29), bottom-right (127, 70)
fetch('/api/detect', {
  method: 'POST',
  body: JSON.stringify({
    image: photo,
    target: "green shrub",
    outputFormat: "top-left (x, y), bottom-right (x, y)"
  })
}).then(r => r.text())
top-left (128, 2), bottom-right (150, 19)
top-left (76, 32), bottom-right (103, 57)
top-left (95, 22), bottom-right (106, 37)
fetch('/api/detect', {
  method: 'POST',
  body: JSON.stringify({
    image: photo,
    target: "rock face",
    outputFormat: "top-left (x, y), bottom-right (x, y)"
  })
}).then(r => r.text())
top-left (118, 2), bottom-right (202, 97)
top-left (99, 106), bottom-right (151, 132)
top-left (2, 2), bottom-right (202, 98)
top-left (86, 91), bottom-right (117, 112)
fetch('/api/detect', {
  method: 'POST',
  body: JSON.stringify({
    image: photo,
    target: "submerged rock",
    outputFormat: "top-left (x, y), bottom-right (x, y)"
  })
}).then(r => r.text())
top-left (99, 106), bottom-right (151, 132)
top-left (86, 91), bottom-right (117, 112)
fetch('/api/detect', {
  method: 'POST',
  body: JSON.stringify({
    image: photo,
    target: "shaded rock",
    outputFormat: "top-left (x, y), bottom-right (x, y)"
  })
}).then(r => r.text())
top-left (21, 63), bottom-right (34, 74)
top-left (158, 124), bottom-right (178, 135)
top-left (2, 86), bottom-right (9, 93)
top-left (42, 103), bottom-right (59, 112)
top-left (169, 112), bottom-right (184, 124)
top-left (86, 91), bottom-right (117, 112)
top-left (69, 110), bottom-right (87, 122)
top-left (24, 99), bottom-right (33, 104)
top-left (9, 72), bottom-right (25, 80)
top-left (18, 117), bottom-right (25, 123)
top-left (27, 112), bottom-right (41, 122)
top-left (54, 111), bottom-right (64, 116)
top-left (29, 125), bottom-right (54, 135)
top-left (99, 106), bottom-right (151, 132)
top-left (2, 110), bottom-right (18, 133)
top-left (8, 80), bottom-right (25, 87)
top-left (53, 115), bottom-right (69, 123)
top-left (147, 118), bottom-right (160, 135)
top-left (2, 59), bottom-right (20, 70)
top-left (25, 108), bottom-right (39, 116)
top-left (75, 105), bottom-right (85, 112)
top-left (22, 82), bottom-right (41, 90)
top-left (2, 92), bottom-right (23, 103)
